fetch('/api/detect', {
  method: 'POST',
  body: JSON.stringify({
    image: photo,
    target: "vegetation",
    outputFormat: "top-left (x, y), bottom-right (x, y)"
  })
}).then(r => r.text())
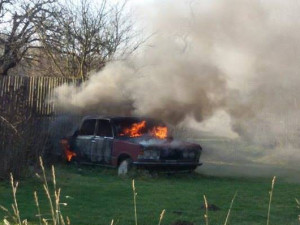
top-left (0, 0), bottom-right (138, 77)
top-left (0, 87), bottom-right (49, 180)
top-left (0, 164), bottom-right (299, 225)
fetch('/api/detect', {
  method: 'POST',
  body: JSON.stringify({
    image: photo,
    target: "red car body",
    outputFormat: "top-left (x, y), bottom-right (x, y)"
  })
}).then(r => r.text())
top-left (61, 116), bottom-right (202, 171)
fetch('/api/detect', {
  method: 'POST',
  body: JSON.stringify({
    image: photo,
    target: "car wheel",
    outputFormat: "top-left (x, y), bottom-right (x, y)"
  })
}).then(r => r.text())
top-left (118, 158), bottom-right (132, 175)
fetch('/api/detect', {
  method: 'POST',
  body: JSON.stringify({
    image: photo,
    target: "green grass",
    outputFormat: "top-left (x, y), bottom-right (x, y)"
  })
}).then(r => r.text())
top-left (0, 165), bottom-right (299, 225)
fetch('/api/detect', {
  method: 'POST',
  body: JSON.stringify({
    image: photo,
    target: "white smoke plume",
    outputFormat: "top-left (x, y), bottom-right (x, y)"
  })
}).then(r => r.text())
top-left (52, 44), bottom-right (227, 124)
top-left (52, 0), bottom-right (300, 170)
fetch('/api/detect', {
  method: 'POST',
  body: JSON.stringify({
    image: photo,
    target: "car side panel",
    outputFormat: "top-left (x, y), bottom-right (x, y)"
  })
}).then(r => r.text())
top-left (103, 138), bottom-right (113, 163)
top-left (75, 135), bottom-right (94, 161)
top-left (91, 136), bottom-right (105, 162)
top-left (111, 140), bottom-right (142, 166)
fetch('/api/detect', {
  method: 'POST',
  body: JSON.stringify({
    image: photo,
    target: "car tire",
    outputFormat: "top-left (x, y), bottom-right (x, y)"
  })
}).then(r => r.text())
top-left (118, 158), bottom-right (132, 175)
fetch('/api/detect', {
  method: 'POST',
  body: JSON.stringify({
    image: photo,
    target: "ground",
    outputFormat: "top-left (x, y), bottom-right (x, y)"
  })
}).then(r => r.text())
top-left (0, 165), bottom-right (299, 225)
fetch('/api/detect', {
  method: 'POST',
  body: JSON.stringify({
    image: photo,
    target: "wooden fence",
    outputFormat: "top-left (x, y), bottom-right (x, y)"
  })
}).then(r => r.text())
top-left (0, 76), bottom-right (83, 177)
top-left (0, 76), bottom-right (82, 116)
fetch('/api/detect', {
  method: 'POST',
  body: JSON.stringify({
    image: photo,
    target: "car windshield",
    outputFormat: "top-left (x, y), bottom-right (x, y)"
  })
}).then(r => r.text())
top-left (113, 118), bottom-right (168, 139)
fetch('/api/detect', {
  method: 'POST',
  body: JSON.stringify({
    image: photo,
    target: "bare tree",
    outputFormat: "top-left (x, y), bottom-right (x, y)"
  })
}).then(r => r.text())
top-left (0, 0), bottom-right (139, 78)
top-left (0, 0), bottom-right (60, 76)
top-left (38, 0), bottom-right (139, 79)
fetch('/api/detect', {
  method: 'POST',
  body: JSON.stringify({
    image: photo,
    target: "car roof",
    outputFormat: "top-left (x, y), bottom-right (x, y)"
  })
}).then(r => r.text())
top-left (82, 115), bottom-right (164, 123)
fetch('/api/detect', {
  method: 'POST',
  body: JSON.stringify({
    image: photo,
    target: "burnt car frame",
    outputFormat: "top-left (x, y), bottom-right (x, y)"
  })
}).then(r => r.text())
top-left (61, 116), bottom-right (203, 173)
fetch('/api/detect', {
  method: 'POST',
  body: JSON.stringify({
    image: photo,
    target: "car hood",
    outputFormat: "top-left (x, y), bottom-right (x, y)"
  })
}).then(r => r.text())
top-left (117, 137), bottom-right (201, 151)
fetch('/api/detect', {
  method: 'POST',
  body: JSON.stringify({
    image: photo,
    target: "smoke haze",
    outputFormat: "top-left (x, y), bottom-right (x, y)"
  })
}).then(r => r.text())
top-left (52, 0), bottom-right (300, 173)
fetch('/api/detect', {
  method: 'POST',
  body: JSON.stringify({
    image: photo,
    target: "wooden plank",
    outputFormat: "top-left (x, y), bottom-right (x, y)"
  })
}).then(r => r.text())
top-left (14, 76), bottom-right (17, 90)
top-left (49, 77), bottom-right (54, 114)
top-left (40, 76), bottom-right (44, 115)
top-left (45, 77), bottom-right (49, 114)
top-left (0, 76), bottom-right (3, 96)
top-left (38, 77), bottom-right (42, 114)
top-left (43, 77), bottom-right (48, 115)
top-left (30, 76), bottom-right (35, 110)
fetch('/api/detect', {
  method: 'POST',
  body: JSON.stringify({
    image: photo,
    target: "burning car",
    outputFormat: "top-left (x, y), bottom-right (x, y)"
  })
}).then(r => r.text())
top-left (61, 116), bottom-right (202, 174)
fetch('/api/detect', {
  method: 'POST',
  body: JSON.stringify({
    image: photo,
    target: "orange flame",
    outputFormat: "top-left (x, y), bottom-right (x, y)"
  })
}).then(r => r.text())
top-left (121, 120), bottom-right (146, 137)
top-left (151, 126), bottom-right (168, 139)
top-left (65, 149), bottom-right (77, 162)
top-left (120, 120), bottom-right (168, 139)
top-left (61, 139), bottom-right (77, 162)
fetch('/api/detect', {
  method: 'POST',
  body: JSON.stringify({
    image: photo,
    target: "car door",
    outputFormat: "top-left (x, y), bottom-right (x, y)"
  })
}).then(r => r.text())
top-left (91, 119), bottom-right (113, 164)
top-left (76, 119), bottom-right (97, 162)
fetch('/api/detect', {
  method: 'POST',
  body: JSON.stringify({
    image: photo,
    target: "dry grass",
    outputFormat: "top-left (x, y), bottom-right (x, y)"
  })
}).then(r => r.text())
top-left (158, 209), bottom-right (166, 225)
top-left (267, 176), bottom-right (276, 225)
top-left (1, 157), bottom-right (69, 225)
top-left (223, 192), bottom-right (237, 225)
top-left (296, 198), bottom-right (300, 222)
top-left (203, 195), bottom-right (209, 225)
top-left (132, 179), bottom-right (138, 225)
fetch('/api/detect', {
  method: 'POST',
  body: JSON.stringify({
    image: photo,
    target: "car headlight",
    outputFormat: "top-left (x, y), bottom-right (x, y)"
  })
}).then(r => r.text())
top-left (138, 150), bottom-right (160, 160)
top-left (183, 151), bottom-right (189, 158)
top-left (188, 152), bottom-right (195, 159)
top-left (183, 151), bottom-right (196, 159)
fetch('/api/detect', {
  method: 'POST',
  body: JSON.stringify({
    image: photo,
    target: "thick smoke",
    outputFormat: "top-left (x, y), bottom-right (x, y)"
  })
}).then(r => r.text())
top-left (52, 0), bottom-right (300, 171)
top-left (52, 1), bottom-right (231, 124)
top-left (52, 43), bottom-right (227, 124)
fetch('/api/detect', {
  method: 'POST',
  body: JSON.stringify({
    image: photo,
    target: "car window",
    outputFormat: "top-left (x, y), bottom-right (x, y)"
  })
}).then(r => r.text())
top-left (96, 120), bottom-right (113, 137)
top-left (114, 118), bottom-right (168, 139)
top-left (79, 119), bottom-right (96, 135)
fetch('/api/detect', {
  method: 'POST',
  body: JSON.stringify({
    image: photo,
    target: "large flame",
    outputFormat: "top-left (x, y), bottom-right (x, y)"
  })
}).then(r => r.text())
top-left (151, 126), bottom-right (168, 139)
top-left (120, 120), bottom-right (147, 137)
top-left (120, 120), bottom-right (168, 139)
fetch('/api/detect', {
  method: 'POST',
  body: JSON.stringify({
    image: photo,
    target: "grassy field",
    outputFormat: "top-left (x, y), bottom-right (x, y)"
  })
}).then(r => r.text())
top-left (0, 165), bottom-right (299, 225)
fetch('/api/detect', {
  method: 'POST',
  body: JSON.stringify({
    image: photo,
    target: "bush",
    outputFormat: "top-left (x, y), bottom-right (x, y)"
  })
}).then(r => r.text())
top-left (0, 86), bottom-right (49, 179)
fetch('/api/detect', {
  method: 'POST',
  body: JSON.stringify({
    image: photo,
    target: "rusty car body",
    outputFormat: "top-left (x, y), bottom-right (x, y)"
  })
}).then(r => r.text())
top-left (61, 116), bottom-right (203, 173)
